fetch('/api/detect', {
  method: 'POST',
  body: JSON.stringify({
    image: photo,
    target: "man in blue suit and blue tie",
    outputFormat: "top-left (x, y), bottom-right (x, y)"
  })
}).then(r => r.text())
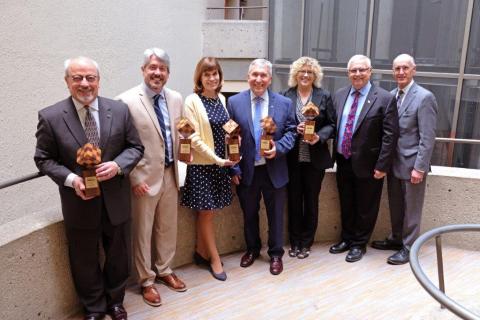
top-left (228, 59), bottom-right (297, 275)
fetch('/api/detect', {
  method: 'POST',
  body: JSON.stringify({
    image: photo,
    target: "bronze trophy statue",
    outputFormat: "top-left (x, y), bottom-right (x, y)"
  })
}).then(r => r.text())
top-left (222, 119), bottom-right (241, 161)
top-left (260, 116), bottom-right (277, 156)
top-left (176, 117), bottom-right (195, 162)
top-left (301, 101), bottom-right (320, 142)
top-left (76, 143), bottom-right (102, 197)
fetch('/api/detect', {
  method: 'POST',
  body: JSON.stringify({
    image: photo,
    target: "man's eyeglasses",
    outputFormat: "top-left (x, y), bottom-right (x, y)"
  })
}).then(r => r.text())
top-left (348, 68), bottom-right (370, 74)
top-left (70, 75), bottom-right (98, 83)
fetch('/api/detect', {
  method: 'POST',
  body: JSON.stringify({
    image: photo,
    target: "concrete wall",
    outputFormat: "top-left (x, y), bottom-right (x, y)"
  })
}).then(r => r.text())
top-left (1, 168), bottom-right (479, 319)
top-left (0, 0), bottom-right (208, 225)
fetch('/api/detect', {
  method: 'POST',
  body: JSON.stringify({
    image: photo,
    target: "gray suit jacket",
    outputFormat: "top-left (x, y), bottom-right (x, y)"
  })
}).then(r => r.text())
top-left (390, 82), bottom-right (438, 180)
top-left (34, 96), bottom-right (144, 229)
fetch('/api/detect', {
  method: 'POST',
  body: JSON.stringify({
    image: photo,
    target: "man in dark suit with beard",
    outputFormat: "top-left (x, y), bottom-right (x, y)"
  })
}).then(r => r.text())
top-left (34, 56), bottom-right (144, 320)
top-left (329, 54), bottom-right (399, 263)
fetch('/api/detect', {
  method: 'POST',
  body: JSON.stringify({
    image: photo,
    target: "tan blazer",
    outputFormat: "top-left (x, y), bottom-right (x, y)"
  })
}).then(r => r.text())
top-left (117, 84), bottom-right (183, 195)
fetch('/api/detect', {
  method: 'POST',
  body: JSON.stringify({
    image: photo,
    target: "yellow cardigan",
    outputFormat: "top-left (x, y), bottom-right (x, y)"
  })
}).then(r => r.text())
top-left (184, 93), bottom-right (229, 166)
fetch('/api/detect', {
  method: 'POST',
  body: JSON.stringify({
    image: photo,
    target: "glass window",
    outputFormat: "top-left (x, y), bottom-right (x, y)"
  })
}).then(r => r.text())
top-left (456, 79), bottom-right (480, 140)
top-left (465, 0), bottom-right (480, 74)
top-left (371, 0), bottom-right (469, 72)
top-left (269, 0), bottom-right (303, 66)
top-left (303, 0), bottom-right (370, 67)
top-left (453, 144), bottom-right (480, 168)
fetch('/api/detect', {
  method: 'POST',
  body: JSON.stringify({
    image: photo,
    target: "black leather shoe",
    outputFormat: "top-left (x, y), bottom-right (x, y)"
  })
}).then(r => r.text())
top-left (371, 238), bottom-right (403, 251)
top-left (240, 251), bottom-right (259, 268)
top-left (387, 247), bottom-right (410, 265)
top-left (345, 246), bottom-right (366, 262)
top-left (270, 256), bottom-right (283, 275)
top-left (84, 313), bottom-right (105, 320)
top-left (288, 246), bottom-right (300, 257)
top-left (107, 304), bottom-right (127, 320)
top-left (329, 241), bottom-right (351, 254)
top-left (193, 252), bottom-right (209, 267)
top-left (297, 247), bottom-right (310, 259)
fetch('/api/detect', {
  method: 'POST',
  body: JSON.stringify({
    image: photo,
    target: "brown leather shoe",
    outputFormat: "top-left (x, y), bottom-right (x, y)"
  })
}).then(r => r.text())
top-left (142, 285), bottom-right (162, 307)
top-left (240, 251), bottom-right (259, 268)
top-left (107, 304), bottom-right (127, 320)
top-left (156, 273), bottom-right (187, 292)
top-left (270, 256), bottom-right (283, 275)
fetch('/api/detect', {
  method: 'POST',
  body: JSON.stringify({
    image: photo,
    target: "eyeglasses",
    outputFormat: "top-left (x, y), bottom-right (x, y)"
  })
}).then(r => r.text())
top-left (298, 70), bottom-right (314, 76)
top-left (348, 68), bottom-right (370, 74)
top-left (70, 75), bottom-right (98, 83)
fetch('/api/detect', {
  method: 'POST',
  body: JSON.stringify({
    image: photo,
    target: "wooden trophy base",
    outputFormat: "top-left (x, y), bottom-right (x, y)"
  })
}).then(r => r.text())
top-left (83, 169), bottom-right (100, 197)
top-left (227, 136), bottom-right (240, 161)
top-left (179, 138), bottom-right (191, 162)
top-left (260, 134), bottom-right (272, 156)
top-left (303, 120), bottom-right (316, 142)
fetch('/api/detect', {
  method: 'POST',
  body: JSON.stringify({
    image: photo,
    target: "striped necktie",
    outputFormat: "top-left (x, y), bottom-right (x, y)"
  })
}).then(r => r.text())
top-left (84, 106), bottom-right (100, 146)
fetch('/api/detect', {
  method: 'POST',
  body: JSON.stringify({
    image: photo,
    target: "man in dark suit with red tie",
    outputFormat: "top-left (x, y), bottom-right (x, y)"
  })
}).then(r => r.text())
top-left (34, 57), bottom-right (144, 320)
top-left (329, 54), bottom-right (399, 262)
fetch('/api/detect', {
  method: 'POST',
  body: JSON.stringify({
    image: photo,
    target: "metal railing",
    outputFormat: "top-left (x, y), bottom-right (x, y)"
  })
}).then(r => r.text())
top-left (206, 6), bottom-right (267, 20)
top-left (0, 172), bottom-right (44, 190)
top-left (409, 224), bottom-right (480, 320)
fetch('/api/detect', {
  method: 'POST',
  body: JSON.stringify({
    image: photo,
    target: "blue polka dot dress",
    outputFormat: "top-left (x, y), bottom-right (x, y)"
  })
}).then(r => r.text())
top-left (181, 94), bottom-right (233, 210)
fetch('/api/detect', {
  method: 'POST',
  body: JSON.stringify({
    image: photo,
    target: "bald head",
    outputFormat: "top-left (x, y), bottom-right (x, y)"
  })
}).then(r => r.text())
top-left (392, 54), bottom-right (416, 89)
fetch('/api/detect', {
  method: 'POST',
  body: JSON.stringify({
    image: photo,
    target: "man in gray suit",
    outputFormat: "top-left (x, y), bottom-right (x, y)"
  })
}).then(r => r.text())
top-left (372, 54), bottom-right (438, 265)
top-left (35, 57), bottom-right (144, 320)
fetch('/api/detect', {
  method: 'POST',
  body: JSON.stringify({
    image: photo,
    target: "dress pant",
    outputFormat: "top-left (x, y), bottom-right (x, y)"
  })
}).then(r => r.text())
top-left (236, 165), bottom-right (286, 257)
top-left (288, 161), bottom-right (325, 249)
top-left (387, 174), bottom-right (428, 247)
top-left (65, 202), bottom-right (130, 314)
top-left (335, 153), bottom-right (384, 247)
top-left (132, 166), bottom-right (178, 287)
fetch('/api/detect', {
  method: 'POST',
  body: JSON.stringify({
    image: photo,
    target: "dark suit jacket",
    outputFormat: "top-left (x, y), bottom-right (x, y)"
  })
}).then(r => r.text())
top-left (227, 89), bottom-right (297, 188)
top-left (333, 83), bottom-right (399, 178)
top-left (281, 86), bottom-right (336, 170)
top-left (34, 96), bottom-right (144, 229)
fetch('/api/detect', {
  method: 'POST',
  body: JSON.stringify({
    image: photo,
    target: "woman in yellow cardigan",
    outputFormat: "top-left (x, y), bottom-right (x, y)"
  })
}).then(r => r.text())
top-left (181, 57), bottom-right (237, 281)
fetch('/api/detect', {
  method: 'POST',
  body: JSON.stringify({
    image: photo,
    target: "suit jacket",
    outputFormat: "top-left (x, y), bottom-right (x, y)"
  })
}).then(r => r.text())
top-left (34, 96), bottom-right (144, 229)
top-left (281, 86), bottom-right (336, 170)
top-left (390, 82), bottom-right (438, 180)
top-left (116, 85), bottom-right (183, 194)
top-left (227, 89), bottom-right (297, 188)
top-left (333, 83), bottom-right (399, 178)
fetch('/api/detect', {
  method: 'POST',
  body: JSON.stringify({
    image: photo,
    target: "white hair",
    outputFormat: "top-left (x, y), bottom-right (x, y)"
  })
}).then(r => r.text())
top-left (64, 56), bottom-right (99, 76)
top-left (393, 53), bottom-right (416, 67)
top-left (248, 58), bottom-right (272, 75)
top-left (143, 47), bottom-right (170, 69)
top-left (347, 54), bottom-right (371, 70)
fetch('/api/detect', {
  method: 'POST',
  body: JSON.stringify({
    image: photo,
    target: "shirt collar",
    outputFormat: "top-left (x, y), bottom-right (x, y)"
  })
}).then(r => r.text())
top-left (250, 90), bottom-right (269, 103)
top-left (349, 81), bottom-right (371, 97)
top-left (398, 80), bottom-right (414, 96)
top-left (72, 97), bottom-right (99, 112)
top-left (142, 82), bottom-right (165, 100)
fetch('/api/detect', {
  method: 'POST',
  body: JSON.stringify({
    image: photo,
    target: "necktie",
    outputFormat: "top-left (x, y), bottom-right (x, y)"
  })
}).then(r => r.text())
top-left (84, 106), bottom-right (100, 147)
top-left (397, 89), bottom-right (404, 109)
top-left (153, 94), bottom-right (170, 164)
top-left (253, 96), bottom-right (263, 161)
top-left (341, 91), bottom-right (360, 159)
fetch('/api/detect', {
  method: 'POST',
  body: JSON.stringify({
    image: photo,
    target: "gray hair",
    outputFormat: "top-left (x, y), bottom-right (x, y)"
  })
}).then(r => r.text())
top-left (64, 56), bottom-right (99, 77)
top-left (347, 54), bottom-right (372, 70)
top-left (248, 58), bottom-right (272, 76)
top-left (393, 53), bottom-right (416, 67)
top-left (143, 47), bottom-right (170, 69)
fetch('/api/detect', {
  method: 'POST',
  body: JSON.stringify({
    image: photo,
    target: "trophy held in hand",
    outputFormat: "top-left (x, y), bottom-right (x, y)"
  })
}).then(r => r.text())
top-left (301, 102), bottom-right (319, 142)
top-left (177, 118), bottom-right (195, 162)
top-left (260, 116), bottom-right (277, 156)
top-left (76, 143), bottom-right (102, 197)
top-left (222, 119), bottom-right (241, 161)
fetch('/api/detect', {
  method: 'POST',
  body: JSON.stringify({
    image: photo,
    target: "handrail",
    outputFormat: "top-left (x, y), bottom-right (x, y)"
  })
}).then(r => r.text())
top-left (409, 224), bottom-right (480, 320)
top-left (0, 172), bottom-right (44, 190)
top-left (206, 6), bottom-right (267, 20)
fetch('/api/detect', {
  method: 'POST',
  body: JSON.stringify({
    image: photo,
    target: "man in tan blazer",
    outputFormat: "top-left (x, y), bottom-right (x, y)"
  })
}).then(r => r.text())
top-left (117, 48), bottom-right (186, 307)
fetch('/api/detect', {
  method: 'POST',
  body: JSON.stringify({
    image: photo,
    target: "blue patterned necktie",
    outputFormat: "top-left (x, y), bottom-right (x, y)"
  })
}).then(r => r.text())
top-left (397, 89), bottom-right (404, 109)
top-left (253, 96), bottom-right (263, 161)
top-left (84, 106), bottom-right (100, 146)
top-left (153, 94), bottom-right (170, 164)
top-left (341, 91), bottom-right (360, 159)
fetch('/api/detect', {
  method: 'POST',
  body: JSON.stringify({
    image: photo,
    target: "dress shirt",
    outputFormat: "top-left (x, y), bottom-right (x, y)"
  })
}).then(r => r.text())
top-left (397, 80), bottom-right (414, 101)
top-left (251, 90), bottom-right (269, 166)
top-left (143, 82), bottom-right (174, 164)
top-left (337, 81), bottom-right (372, 154)
top-left (64, 98), bottom-right (100, 187)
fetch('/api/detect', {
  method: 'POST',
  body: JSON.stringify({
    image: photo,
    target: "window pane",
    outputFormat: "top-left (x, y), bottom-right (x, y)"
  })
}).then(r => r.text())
top-left (453, 144), bottom-right (480, 169)
top-left (269, 0), bottom-right (302, 65)
top-left (303, 0), bottom-right (370, 67)
top-left (371, 0), bottom-right (468, 72)
top-left (465, 0), bottom-right (480, 74)
top-left (456, 79), bottom-right (480, 139)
